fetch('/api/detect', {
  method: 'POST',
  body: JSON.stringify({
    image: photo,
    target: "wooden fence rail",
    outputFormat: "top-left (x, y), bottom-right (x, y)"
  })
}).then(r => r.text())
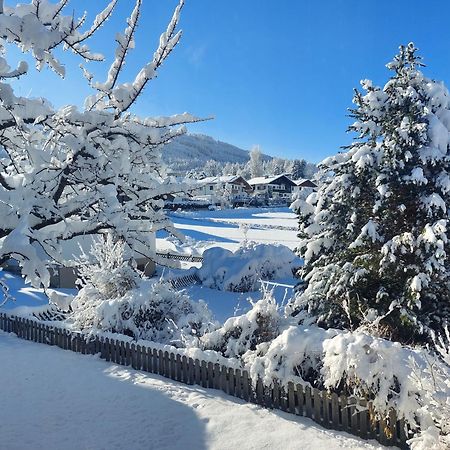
top-left (0, 312), bottom-right (408, 448)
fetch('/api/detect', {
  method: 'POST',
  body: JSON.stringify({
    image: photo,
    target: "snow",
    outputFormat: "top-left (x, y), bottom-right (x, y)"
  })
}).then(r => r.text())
top-left (0, 331), bottom-right (386, 450)
top-left (198, 242), bottom-right (298, 292)
top-left (157, 207), bottom-right (299, 252)
top-left (0, 271), bottom-right (75, 312)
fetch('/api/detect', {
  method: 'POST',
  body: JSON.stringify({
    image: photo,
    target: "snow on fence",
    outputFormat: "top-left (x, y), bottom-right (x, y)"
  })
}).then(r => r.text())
top-left (156, 252), bottom-right (203, 263)
top-left (0, 312), bottom-right (408, 448)
top-left (167, 273), bottom-right (201, 290)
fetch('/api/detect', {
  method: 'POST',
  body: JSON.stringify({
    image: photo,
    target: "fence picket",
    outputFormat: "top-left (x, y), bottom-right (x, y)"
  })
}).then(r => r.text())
top-left (313, 388), bottom-right (322, 423)
top-left (138, 345), bottom-right (144, 370)
top-left (158, 350), bottom-right (164, 376)
top-left (304, 386), bottom-right (313, 418)
top-left (176, 354), bottom-right (182, 381)
top-left (220, 366), bottom-right (228, 394)
top-left (358, 399), bottom-right (369, 439)
top-left (152, 349), bottom-right (159, 375)
top-left (255, 378), bottom-right (264, 405)
top-left (207, 362), bottom-right (214, 389)
top-left (169, 353), bottom-right (176, 380)
top-left (272, 380), bottom-right (280, 410)
top-left (349, 397), bottom-right (359, 436)
top-left (340, 395), bottom-right (349, 431)
top-left (242, 370), bottom-right (250, 401)
top-left (201, 361), bottom-right (208, 388)
top-left (181, 355), bottom-right (188, 383)
top-left (287, 382), bottom-right (295, 414)
top-left (194, 359), bottom-right (201, 385)
top-left (227, 367), bottom-right (235, 396)
top-left (235, 369), bottom-right (242, 398)
top-left (331, 392), bottom-right (340, 429)
top-left (213, 363), bottom-right (221, 390)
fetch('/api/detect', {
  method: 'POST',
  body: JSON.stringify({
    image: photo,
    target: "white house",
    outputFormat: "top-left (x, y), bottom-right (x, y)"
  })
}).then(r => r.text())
top-left (194, 175), bottom-right (253, 202)
top-left (291, 178), bottom-right (318, 197)
top-left (247, 174), bottom-right (297, 200)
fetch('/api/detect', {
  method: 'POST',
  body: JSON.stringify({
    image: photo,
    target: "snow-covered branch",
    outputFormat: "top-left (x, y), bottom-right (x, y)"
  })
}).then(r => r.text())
top-left (0, 0), bottom-right (203, 288)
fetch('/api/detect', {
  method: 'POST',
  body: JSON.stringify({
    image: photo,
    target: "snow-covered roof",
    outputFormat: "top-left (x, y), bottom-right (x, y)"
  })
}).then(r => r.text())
top-left (197, 175), bottom-right (242, 184)
top-left (294, 178), bottom-right (317, 187)
top-left (247, 174), bottom-right (293, 185)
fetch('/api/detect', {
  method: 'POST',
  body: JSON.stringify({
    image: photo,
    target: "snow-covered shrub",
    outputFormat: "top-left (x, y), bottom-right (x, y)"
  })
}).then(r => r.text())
top-left (243, 323), bottom-right (450, 449)
top-left (72, 279), bottom-right (216, 347)
top-left (431, 325), bottom-right (450, 366)
top-left (198, 242), bottom-right (297, 292)
top-left (321, 331), bottom-right (450, 449)
top-left (70, 236), bottom-right (216, 346)
top-left (243, 325), bottom-right (337, 387)
top-left (201, 292), bottom-right (281, 358)
top-left (75, 234), bottom-right (140, 300)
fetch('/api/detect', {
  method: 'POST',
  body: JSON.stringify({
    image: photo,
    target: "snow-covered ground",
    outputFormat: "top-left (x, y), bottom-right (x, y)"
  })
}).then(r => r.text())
top-left (0, 331), bottom-right (387, 450)
top-left (157, 207), bottom-right (298, 253)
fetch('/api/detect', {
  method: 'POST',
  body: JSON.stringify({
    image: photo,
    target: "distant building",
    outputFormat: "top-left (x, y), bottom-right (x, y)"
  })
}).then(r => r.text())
top-left (195, 175), bottom-right (253, 201)
top-left (292, 178), bottom-right (318, 196)
top-left (247, 174), bottom-right (296, 200)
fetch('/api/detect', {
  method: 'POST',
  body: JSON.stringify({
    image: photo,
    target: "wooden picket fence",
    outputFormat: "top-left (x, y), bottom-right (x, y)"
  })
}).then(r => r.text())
top-left (156, 251), bottom-right (203, 263)
top-left (0, 312), bottom-right (408, 448)
top-left (168, 273), bottom-right (201, 290)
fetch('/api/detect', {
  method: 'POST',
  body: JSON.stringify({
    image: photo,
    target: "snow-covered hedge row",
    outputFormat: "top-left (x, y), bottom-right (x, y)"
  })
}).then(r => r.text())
top-left (240, 313), bottom-right (450, 449)
top-left (197, 242), bottom-right (298, 292)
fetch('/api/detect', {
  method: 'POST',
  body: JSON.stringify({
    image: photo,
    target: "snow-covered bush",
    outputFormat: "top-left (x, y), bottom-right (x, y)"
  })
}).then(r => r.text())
top-left (198, 242), bottom-right (297, 292)
top-left (201, 292), bottom-right (281, 358)
top-left (295, 43), bottom-right (450, 343)
top-left (242, 323), bottom-right (450, 449)
top-left (70, 235), bottom-right (216, 346)
top-left (243, 325), bottom-right (336, 387)
top-left (72, 279), bottom-right (216, 347)
top-left (431, 325), bottom-right (450, 366)
top-left (75, 234), bottom-right (140, 301)
top-left (0, 0), bottom-right (201, 289)
top-left (321, 331), bottom-right (450, 449)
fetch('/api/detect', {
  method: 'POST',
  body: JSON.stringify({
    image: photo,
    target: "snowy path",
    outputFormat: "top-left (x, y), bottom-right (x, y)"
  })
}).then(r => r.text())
top-left (0, 332), bottom-right (387, 450)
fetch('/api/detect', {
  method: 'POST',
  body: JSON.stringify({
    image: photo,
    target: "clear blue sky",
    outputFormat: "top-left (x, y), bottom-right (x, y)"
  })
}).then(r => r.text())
top-left (10, 0), bottom-right (450, 163)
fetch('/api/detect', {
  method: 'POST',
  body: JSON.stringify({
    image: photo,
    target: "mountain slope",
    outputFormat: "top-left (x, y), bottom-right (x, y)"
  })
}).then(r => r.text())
top-left (162, 134), bottom-right (270, 172)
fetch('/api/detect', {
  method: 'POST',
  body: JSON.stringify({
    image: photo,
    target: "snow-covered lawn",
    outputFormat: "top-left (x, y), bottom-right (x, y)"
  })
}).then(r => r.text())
top-left (157, 207), bottom-right (298, 253)
top-left (0, 331), bottom-right (386, 450)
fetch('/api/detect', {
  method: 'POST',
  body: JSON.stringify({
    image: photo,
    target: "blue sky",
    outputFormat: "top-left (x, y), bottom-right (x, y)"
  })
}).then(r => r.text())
top-left (10, 0), bottom-right (450, 163)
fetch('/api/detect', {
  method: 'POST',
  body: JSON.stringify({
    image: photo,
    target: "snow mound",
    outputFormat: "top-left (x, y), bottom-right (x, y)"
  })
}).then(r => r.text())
top-left (197, 242), bottom-right (297, 292)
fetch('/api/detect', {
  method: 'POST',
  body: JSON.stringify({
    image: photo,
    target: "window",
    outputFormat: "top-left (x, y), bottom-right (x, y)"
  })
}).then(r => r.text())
top-left (209, 185), bottom-right (214, 191)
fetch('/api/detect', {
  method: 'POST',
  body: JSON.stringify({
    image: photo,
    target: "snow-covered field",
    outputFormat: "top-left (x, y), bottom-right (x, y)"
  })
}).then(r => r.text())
top-left (0, 331), bottom-right (386, 450)
top-left (157, 207), bottom-right (298, 253)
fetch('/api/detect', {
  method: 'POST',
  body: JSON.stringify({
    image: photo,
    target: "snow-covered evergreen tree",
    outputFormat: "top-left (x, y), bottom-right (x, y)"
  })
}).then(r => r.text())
top-left (248, 145), bottom-right (264, 178)
top-left (294, 43), bottom-right (450, 343)
top-left (0, 0), bottom-right (201, 288)
top-left (292, 159), bottom-right (307, 179)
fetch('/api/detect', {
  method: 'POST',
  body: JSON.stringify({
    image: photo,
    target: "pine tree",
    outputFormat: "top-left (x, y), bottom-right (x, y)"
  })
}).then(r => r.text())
top-left (292, 159), bottom-right (307, 179)
top-left (249, 145), bottom-right (264, 178)
top-left (295, 43), bottom-right (450, 343)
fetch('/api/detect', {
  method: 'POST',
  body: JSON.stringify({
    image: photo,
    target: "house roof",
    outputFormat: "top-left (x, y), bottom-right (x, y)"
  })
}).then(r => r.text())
top-left (294, 178), bottom-right (317, 188)
top-left (197, 175), bottom-right (240, 184)
top-left (247, 174), bottom-right (294, 185)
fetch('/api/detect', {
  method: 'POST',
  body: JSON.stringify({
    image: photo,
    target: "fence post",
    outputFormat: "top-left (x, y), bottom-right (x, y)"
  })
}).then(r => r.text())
top-left (272, 380), bottom-right (280, 410)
